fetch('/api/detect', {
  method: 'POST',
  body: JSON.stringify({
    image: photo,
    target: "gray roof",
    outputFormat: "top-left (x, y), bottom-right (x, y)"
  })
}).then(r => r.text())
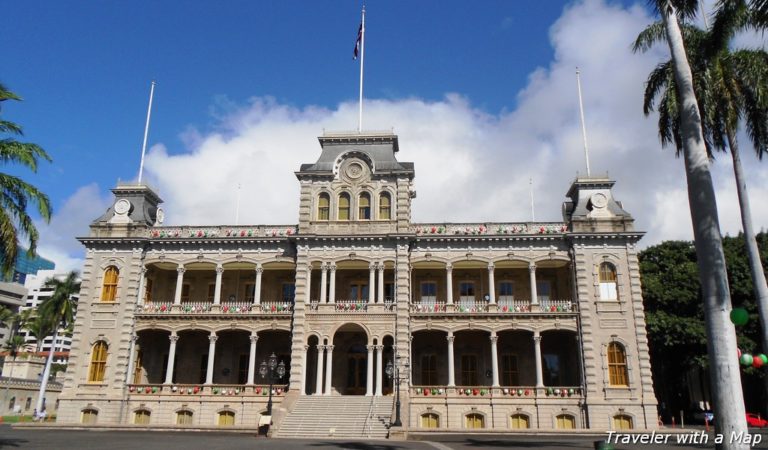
top-left (297, 132), bottom-right (414, 177)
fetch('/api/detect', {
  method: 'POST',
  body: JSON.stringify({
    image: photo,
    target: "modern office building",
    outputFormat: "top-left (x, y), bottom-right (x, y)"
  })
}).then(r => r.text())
top-left (56, 132), bottom-right (657, 435)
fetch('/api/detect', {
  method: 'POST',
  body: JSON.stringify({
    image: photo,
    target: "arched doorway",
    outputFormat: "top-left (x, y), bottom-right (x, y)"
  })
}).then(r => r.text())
top-left (332, 323), bottom-right (369, 395)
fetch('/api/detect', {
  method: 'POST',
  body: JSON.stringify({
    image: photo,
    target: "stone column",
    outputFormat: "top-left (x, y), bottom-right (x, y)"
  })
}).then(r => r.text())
top-left (375, 345), bottom-right (384, 396)
top-left (213, 264), bottom-right (224, 305)
top-left (247, 333), bottom-right (259, 385)
top-left (305, 266), bottom-right (312, 305)
top-left (205, 333), bottom-right (218, 385)
top-left (137, 266), bottom-right (147, 306)
top-left (320, 263), bottom-right (328, 304)
top-left (529, 262), bottom-right (539, 306)
top-left (488, 263), bottom-right (496, 305)
top-left (173, 266), bottom-right (185, 305)
top-left (490, 332), bottom-right (499, 387)
top-left (377, 263), bottom-right (385, 303)
top-left (126, 334), bottom-right (138, 384)
top-left (254, 265), bottom-right (263, 305)
top-left (366, 345), bottom-right (374, 396)
top-left (164, 333), bottom-right (179, 384)
top-left (328, 264), bottom-right (337, 304)
top-left (446, 263), bottom-right (454, 305)
top-left (368, 263), bottom-right (376, 304)
top-left (315, 345), bottom-right (325, 395)
top-left (324, 345), bottom-right (334, 395)
top-left (534, 331), bottom-right (544, 387)
top-left (300, 345), bottom-right (309, 395)
top-left (447, 331), bottom-right (456, 387)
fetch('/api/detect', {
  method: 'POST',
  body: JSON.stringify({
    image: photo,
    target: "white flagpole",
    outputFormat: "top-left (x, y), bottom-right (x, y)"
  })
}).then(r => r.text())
top-left (358, 5), bottom-right (365, 133)
top-left (235, 183), bottom-right (242, 225)
top-left (138, 80), bottom-right (156, 185)
top-left (529, 178), bottom-right (535, 223)
top-left (576, 68), bottom-right (591, 176)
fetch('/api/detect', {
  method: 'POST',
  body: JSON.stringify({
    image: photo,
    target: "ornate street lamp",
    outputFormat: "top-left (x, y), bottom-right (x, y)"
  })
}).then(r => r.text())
top-left (385, 359), bottom-right (402, 427)
top-left (259, 352), bottom-right (286, 416)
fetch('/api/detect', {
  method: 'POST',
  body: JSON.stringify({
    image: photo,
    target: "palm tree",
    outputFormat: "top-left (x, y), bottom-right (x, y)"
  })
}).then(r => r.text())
top-left (25, 314), bottom-right (54, 352)
top-left (4, 334), bottom-right (26, 359)
top-left (635, 18), bottom-right (768, 385)
top-left (642, 1), bottom-right (748, 443)
top-left (35, 271), bottom-right (79, 415)
top-left (0, 83), bottom-right (52, 276)
top-left (0, 304), bottom-right (13, 328)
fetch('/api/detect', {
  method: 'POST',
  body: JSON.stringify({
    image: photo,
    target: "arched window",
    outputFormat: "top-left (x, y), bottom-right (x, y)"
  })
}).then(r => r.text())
top-left (608, 342), bottom-right (629, 386)
top-left (599, 262), bottom-right (618, 300)
top-left (465, 413), bottom-right (485, 429)
top-left (101, 266), bottom-right (119, 302)
top-left (177, 410), bottom-right (194, 425)
top-left (81, 408), bottom-right (98, 424)
top-left (358, 192), bottom-right (371, 220)
top-left (421, 413), bottom-right (439, 428)
top-left (218, 410), bottom-right (235, 426)
top-left (510, 413), bottom-right (530, 429)
top-left (338, 193), bottom-right (350, 221)
top-left (379, 192), bottom-right (391, 220)
top-left (556, 414), bottom-right (576, 429)
top-left (88, 341), bottom-right (108, 383)
top-left (134, 409), bottom-right (151, 425)
top-left (317, 193), bottom-right (330, 221)
top-left (613, 414), bottom-right (633, 430)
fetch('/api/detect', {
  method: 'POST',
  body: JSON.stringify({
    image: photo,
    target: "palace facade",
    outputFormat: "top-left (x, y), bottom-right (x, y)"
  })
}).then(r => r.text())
top-left (56, 132), bottom-right (657, 435)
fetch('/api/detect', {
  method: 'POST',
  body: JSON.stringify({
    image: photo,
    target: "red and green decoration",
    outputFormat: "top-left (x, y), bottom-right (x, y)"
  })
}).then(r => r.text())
top-left (730, 307), bottom-right (767, 369)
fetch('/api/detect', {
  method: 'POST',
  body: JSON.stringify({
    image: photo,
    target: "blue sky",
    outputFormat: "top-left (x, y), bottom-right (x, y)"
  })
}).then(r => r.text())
top-left (2, 0), bottom-right (767, 271)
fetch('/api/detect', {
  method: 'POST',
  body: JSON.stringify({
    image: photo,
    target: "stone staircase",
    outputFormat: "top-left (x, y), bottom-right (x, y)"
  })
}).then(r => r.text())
top-left (275, 396), bottom-right (393, 439)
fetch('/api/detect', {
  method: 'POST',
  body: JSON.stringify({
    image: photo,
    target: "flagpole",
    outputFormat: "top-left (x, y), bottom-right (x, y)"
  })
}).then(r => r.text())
top-left (529, 178), bottom-right (535, 223)
top-left (576, 68), bottom-right (591, 176)
top-left (358, 5), bottom-right (365, 133)
top-left (138, 80), bottom-right (156, 185)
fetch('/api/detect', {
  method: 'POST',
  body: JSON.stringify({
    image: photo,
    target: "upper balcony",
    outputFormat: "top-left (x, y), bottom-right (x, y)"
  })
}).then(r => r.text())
top-left (146, 225), bottom-right (297, 240)
top-left (411, 222), bottom-right (568, 237)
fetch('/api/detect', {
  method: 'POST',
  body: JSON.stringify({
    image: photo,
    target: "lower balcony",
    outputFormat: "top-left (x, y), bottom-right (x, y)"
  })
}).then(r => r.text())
top-left (127, 383), bottom-right (289, 398)
top-left (409, 299), bottom-right (576, 314)
top-left (410, 385), bottom-right (583, 399)
top-left (136, 300), bottom-right (293, 316)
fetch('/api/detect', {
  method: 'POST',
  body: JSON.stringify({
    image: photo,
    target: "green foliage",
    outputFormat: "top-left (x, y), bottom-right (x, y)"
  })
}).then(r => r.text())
top-left (0, 83), bottom-right (52, 276)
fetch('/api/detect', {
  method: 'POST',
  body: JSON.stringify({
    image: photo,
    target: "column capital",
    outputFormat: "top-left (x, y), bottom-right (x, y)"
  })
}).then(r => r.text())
top-left (249, 334), bottom-right (259, 344)
top-left (490, 335), bottom-right (498, 344)
top-left (446, 262), bottom-right (453, 271)
top-left (488, 263), bottom-right (495, 271)
top-left (177, 266), bottom-right (186, 274)
top-left (169, 333), bottom-right (179, 343)
top-left (373, 345), bottom-right (384, 351)
top-left (255, 266), bottom-right (264, 274)
top-left (303, 345), bottom-right (310, 351)
top-left (131, 334), bottom-right (139, 343)
top-left (216, 265), bottom-right (224, 274)
top-left (446, 335), bottom-right (455, 344)
top-left (377, 262), bottom-right (385, 271)
top-left (533, 335), bottom-right (542, 343)
top-left (321, 262), bottom-right (328, 271)
top-left (317, 345), bottom-right (325, 352)
top-left (209, 334), bottom-right (218, 343)
top-left (366, 345), bottom-right (375, 351)
top-left (369, 263), bottom-right (377, 271)
top-left (141, 266), bottom-right (148, 274)
top-left (528, 262), bottom-right (537, 271)
top-left (326, 345), bottom-right (335, 352)
top-left (329, 263), bottom-right (337, 272)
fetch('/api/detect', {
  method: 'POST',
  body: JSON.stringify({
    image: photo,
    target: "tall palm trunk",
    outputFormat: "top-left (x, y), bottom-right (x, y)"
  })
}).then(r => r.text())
top-left (727, 128), bottom-right (768, 412)
top-left (35, 326), bottom-right (57, 416)
top-left (661, 2), bottom-right (748, 447)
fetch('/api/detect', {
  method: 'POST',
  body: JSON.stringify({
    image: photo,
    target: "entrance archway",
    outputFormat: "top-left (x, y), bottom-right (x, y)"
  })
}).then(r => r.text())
top-left (331, 323), bottom-right (369, 395)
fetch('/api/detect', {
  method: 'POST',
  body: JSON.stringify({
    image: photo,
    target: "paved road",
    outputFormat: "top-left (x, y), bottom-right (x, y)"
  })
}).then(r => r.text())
top-left (2, 426), bottom-right (767, 450)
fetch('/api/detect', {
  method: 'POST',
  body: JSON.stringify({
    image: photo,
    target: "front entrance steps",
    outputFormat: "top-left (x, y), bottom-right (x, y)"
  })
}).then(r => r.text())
top-left (274, 395), bottom-right (393, 439)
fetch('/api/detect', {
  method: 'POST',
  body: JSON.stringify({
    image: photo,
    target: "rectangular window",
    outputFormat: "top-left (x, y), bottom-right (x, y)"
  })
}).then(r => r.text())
top-left (238, 354), bottom-right (248, 384)
top-left (421, 354), bottom-right (437, 385)
top-left (459, 282), bottom-right (475, 303)
top-left (207, 284), bottom-right (216, 302)
top-left (600, 282), bottom-right (618, 300)
top-left (501, 354), bottom-right (519, 386)
top-left (245, 283), bottom-right (255, 302)
top-left (177, 411), bottom-right (193, 425)
top-left (461, 354), bottom-right (478, 385)
top-left (498, 281), bottom-right (514, 303)
top-left (543, 354), bottom-right (561, 385)
top-left (536, 280), bottom-right (551, 302)
top-left (384, 283), bottom-right (395, 302)
top-left (181, 284), bottom-right (191, 303)
top-left (420, 282), bottom-right (437, 304)
top-left (350, 283), bottom-right (369, 302)
top-left (144, 278), bottom-right (153, 303)
top-left (282, 283), bottom-right (296, 302)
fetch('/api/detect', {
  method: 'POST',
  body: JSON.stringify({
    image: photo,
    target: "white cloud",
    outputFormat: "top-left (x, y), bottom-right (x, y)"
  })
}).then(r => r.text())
top-left (41, 0), bottom-right (768, 270)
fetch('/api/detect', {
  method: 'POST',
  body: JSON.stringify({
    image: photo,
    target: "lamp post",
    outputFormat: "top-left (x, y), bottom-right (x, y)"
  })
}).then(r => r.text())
top-left (385, 359), bottom-right (402, 427)
top-left (259, 352), bottom-right (286, 416)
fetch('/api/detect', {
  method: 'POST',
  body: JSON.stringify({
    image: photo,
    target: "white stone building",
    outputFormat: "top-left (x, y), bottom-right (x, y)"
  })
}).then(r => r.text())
top-left (56, 132), bottom-right (657, 435)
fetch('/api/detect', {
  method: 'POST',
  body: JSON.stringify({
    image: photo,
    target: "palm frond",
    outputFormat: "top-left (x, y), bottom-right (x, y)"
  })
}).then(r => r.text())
top-left (0, 120), bottom-right (23, 135)
top-left (0, 140), bottom-right (52, 172)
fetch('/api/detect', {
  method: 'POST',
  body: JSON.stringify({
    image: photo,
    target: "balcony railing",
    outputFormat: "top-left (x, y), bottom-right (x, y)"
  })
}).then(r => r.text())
top-left (127, 383), bottom-right (289, 397)
top-left (412, 222), bottom-right (568, 236)
top-left (147, 225), bottom-right (298, 239)
top-left (409, 299), bottom-right (577, 314)
top-left (136, 301), bottom-right (293, 315)
top-left (410, 385), bottom-right (583, 398)
top-left (308, 300), bottom-right (396, 313)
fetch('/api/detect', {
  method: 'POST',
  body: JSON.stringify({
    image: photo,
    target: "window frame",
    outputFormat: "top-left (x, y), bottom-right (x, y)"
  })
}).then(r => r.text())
top-left (317, 193), bottom-right (330, 221)
top-left (421, 412), bottom-right (440, 429)
top-left (607, 342), bottom-right (630, 386)
top-left (420, 281), bottom-right (437, 304)
top-left (176, 410), bottom-right (194, 425)
top-left (358, 192), bottom-right (371, 220)
top-left (338, 192), bottom-right (351, 221)
top-left (218, 410), bottom-right (235, 426)
top-left (599, 262), bottom-right (619, 300)
top-left (100, 266), bottom-right (119, 302)
top-left (88, 341), bottom-right (108, 383)
top-left (465, 413), bottom-right (485, 429)
top-left (379, 192), bottom-right (392, 220)
top-left (134, 409), bottom-right (151, 425)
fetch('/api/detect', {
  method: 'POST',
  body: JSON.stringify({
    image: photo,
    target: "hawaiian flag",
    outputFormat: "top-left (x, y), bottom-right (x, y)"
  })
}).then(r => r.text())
top-left (353, 23), bottom-right (362, 60)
